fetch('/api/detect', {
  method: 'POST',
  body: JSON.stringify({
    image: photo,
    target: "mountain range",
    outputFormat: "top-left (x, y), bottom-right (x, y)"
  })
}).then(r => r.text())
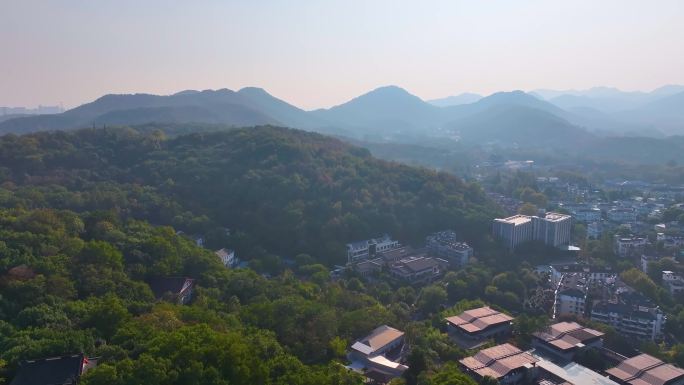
top-left (1, 84), bottom-right (683, 148)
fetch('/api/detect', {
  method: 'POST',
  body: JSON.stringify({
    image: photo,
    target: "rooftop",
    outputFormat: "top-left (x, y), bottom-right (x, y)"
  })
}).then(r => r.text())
top-left (606, 354), bottom-right (684, 385)
top-left (534, 355), bottom-right (618, 385)
top-left (533, 322), bottom-right (604, 352)
top-left (446, 306), bottom-right (513, 334)
top-left (496, 215), bottom-right (533, 226)
top-left (350, 325), bottom-right (404, 356)
top-left (545, 212), bottom-right (572, 222)
top-left (460, 343), bottom-right (538, 380)
top-left (391, 256), bottom-right (439, 273)
top-left (10, 354), bottom-right (95, 385)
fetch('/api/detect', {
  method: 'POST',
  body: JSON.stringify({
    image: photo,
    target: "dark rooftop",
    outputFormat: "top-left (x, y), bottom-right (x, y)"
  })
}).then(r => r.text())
top-left (10, 354), bottom-right (92, 385)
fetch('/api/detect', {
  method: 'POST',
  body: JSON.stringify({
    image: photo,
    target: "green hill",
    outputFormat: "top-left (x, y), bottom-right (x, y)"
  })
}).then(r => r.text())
top-left (0, 125), bottom-right (499, 265)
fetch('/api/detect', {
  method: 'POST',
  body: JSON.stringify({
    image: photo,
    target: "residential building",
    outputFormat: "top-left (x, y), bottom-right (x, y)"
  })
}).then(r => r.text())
top-left (587, 221), bottom-right (603, 239)
top-left (426, 230), bottom-right (473, 268)
top-left (571, 207), bottom-right (602, 223)
top-left (641, 255), bottom-right (659, 272)
top-left (354, 258), bottom-right (384, 277)
top-left (388, 255), bottom-right (445, 284)
top-left (531, 322), bottom-right (604, 363)
top-left (10, 354), bottom-right (97, 385)
top-left (663, 271), bottom-right (684, 296)
top-left (215, 248), bottom-right (237, 268)
top-left (555, 274), bottom-right (588, 318)
top-left (445, 306), bottom-right (513, 345)
top-left (378, 246), bottom-right (413, 264)
top-left (607, 208), bottom-right (637, 223)
top-left (606, 354), bottom-right (684, 385)
top-left (591, 292), bottom-right (666, 341)
top-left (493, 213), bottom-right (571, 250)
top-left (614, 236), bottom-right (647, 258)
top-left (663, 236), bottom-right (684, 251)
top-left (556, 287), bottom-right (587, 318)
top-left (347, 235), bottom-right (400, 264)
top-left (549, 264), bottom-right (615, 286)
top-left (350, 325), bottom-right (408, 380)
top-left (148, 277), bottom-right (195, 305)
top-left (459, 343), bottom-right (539, 385)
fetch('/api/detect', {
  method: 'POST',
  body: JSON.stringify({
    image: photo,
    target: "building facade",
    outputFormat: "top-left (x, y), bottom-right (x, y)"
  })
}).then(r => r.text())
top-left (591, 299), bottom-right (665, 341)
top-left (347, 235), bottom-right (400, 264)
top-left (426, 230), bottom-right (473, 268)
top-left (493, 213), bottom-right (572, 250)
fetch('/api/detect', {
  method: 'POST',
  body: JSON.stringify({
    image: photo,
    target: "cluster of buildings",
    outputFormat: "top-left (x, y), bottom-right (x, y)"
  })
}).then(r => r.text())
top-left (345, 231), bottom-right (474, 285)
top-left (444, 304), bottom-right (684, 385)
top-left (492, 212), bottom-right (572, 250)
top-left (547, 263), bottom-right (666, 342)
top-left (591, 291), bottom-right (666, 342)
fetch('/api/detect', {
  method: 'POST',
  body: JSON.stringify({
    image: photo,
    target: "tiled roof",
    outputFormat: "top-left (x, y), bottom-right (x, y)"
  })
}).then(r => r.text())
top-left (445, 306), bottom-right (513, 334)
top-left (533, 322), bottom-right (603, 352)
top-left (606, 354), bottom-right (684, 385)
top-left (460, 343), bottom-right (538, 380)
top-left (351, 325), bottom-right (404, 356)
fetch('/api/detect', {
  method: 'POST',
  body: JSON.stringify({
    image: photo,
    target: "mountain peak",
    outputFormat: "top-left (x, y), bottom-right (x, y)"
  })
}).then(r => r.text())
top-left (238, 86), bottom-right (270, 96)
top-left (346, 85), bottom-right (424, 105)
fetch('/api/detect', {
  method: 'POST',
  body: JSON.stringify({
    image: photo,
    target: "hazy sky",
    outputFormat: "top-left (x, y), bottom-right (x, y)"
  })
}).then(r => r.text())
top-left (2, 0), bottom-right (683, 110)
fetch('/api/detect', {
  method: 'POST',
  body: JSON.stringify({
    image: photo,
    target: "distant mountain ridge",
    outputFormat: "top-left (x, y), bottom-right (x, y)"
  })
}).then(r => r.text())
top-left (1, 84), bottom-right (683, 144)
top-left (427, 93), bottom-right (482, 107)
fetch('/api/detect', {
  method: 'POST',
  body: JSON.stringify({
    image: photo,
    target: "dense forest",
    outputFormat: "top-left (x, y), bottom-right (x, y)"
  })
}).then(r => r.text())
top-left (0, 125), bottom-right (500, 266)
top-left (0, 125), bottom-right (509, 384)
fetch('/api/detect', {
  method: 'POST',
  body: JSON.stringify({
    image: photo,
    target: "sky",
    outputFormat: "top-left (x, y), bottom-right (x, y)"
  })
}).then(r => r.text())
top-left (1, 0), bottom-right (683, 110)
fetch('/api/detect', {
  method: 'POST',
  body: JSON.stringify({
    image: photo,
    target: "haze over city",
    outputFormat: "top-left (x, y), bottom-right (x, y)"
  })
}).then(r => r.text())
top-left (2, 0), bottom-right (684, 109)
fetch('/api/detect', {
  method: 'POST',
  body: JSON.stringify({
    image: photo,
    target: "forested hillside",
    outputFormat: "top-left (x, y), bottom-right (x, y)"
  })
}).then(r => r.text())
top-left (0, 125), bottom-right (504, 384)
top-left (0, 208), bottom-right (377, 384)
top-left (0, 125), bottom-right (500, 266)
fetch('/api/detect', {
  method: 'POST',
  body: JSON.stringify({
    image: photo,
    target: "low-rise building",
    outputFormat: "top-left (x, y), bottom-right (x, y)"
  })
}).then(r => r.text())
top-left (607, 208), bottom-right (637, 223)
top-left (354, 258), bottom-right (384, 277)
top-left (531, 322), bottom-right (604, 363)
top-left (549, 264), bottom-right (615, 286)
top-left (350, 325), bottom-right (408, 380)
top-left (378, 246), bottom-right (413, 264)
top-left (459, 343), bottom-right (539, 385)
top-left (591, 292), bottom-right (665, 341)
top-left (445, 306), bottom-right (513, 346)
top-left (10, 354), bottom-right (97, 385)
top-left (571, 207), bottom-right (602, 223)
top-left (663, 271), bottom-right (684, 296)
top-left (347, 235), bottom-right (400, 264)
top-left (388, 255), bottom-right (445, 284)
top-left (606, 354), bottom-right (684, 385)
top-left (215, 248), bottom-right (237, 268)
top-left (426, 230), bottom-right (473, 268)
top-left (587, 221), bottom-right (603, 239)
top-left (614, 236), bottom-right (647, 258)
top-left (641, 254), bottom-right (659, 272)
top-left (554, 274), bottom-right (588, 318)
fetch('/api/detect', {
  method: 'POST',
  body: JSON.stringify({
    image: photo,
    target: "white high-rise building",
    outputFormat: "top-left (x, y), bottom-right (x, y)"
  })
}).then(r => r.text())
top-left (493, 212), bottom-right (572, 250)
